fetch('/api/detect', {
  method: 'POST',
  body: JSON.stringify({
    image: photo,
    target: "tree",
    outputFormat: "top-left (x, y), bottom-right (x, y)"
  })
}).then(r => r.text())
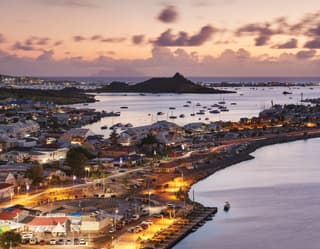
top-left (140, 133), bottom-right (158, 145)
top-left (109, 130), bottom-right (119, 146)
top-left (0, 231), bottom-right (21, 249)
top-left (25, 164), bottom-right (43, 186)
top-left (66, 147), bottom-right (94, 177)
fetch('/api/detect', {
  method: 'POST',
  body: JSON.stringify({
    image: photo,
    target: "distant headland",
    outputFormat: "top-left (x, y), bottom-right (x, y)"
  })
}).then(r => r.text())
top-left (93, 73), bottom-right (235, 94)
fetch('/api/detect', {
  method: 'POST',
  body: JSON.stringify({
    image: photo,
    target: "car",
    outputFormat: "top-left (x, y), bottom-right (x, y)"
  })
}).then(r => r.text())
top-left (134, 226), bottom-right (143, 233)
top-left (131, 214), bottom-right (140, 221)
top-left (39, 240), bottom-right (46, 245)
top-left (21, 232), bottom-right (33, 240)
top-left (109, 227), bottom-right (116, 234)
top-left (127, 227), bottom-right (135, 233)
top-left (141, 209), bottom-right (150, 216)
top-left (140, 223), bottom-right (148, 229)
top-left (29, 238), bottom-right (38, 245)
top-left (66, 239), bottom-right (72, 245)
top-left (57, 238), bottom-right (64, 245)
top-left (74, 238), bottom-right (79, 245)
top-left (118, 169), bottom-right (126, 173)
top-left (79, 239), bottom-right (86, 245)
top-left (49, 239), bottom-right (56, 245)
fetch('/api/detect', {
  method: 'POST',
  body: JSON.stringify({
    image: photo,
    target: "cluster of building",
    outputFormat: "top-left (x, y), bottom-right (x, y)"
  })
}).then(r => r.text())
top-left (0, 93), bottom-right (319, 246)
top-left (0, 74), bottom-right (104, 90)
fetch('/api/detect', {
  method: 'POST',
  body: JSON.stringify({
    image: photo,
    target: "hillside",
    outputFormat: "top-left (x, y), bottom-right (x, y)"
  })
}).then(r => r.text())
top-left (95, 73), bottom-right (235, 94)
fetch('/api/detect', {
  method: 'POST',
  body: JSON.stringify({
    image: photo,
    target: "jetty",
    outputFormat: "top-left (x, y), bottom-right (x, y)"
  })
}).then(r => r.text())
top-left (142, 206), bottom-right (217, 249)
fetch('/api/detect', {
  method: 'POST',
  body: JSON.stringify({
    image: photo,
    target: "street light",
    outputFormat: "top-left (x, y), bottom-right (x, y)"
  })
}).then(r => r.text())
top-left (72, 175), bottom-right (76, 185)
top-left (148, 191), bottom-right (151, 213)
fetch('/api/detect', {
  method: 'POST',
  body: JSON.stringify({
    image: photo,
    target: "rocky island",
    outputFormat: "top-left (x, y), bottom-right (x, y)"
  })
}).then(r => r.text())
top-left (94, 73), bottom-right (235, 94)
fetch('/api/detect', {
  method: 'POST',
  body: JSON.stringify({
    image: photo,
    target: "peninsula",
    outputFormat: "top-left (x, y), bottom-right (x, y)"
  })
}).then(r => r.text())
top-left (0, 87), bottom-right (95, 105)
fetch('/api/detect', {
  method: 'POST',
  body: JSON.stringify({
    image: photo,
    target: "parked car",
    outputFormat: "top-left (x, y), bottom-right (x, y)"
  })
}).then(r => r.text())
top-left (140, 223), bottom-right (149, 229)
top-left (131, 214), bottom-right (140, 221)
top-left (74, 238), bottom-right (79, 245)
top-left (29, 238), bottom-right (38, 245)
top-left (66, 239), bottom-right (72, 245)
top-left (49, 239), bottom-right (56, 245)
top-left (57, 239), bottom-right (64, 245)
top-left (79, 239), bottom-right (86, 245)
top-left (39, 240), bottom-right (46, 245)
top-left (141, 209), bottom-right (150, 216)
top-left (134, 226), bottom-right (143, 233)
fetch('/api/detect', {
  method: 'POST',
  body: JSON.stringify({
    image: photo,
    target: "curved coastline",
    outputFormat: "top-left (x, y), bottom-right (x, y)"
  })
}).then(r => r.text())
top-left (156, 131), bottom-right (320, 249)
top-left (186, 131), bottom-right (320, 197)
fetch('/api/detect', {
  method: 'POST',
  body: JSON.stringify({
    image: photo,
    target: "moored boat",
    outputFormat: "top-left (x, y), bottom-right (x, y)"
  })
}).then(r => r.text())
top-left (224, 201), bottom-right (231, 212)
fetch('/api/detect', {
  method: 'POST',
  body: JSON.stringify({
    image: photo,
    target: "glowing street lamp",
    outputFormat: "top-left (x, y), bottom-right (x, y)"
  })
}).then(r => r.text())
top-left (148, 191), bottom-right (151, 213)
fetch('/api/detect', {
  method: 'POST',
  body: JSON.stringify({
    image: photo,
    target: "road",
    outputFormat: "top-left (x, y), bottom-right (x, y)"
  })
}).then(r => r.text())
top-left (0, 167), bottom-right (145, 209)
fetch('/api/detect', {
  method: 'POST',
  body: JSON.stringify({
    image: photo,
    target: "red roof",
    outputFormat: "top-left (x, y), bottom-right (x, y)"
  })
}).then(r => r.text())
top-left (0, 208), bottom-right (21, 220)
top-left (28, 217), bottom-right (68, 226)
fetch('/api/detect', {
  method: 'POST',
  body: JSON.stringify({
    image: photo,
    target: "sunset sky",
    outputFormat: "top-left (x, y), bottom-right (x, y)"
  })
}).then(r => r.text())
top-left (1, 0), bottom-right (320, 77)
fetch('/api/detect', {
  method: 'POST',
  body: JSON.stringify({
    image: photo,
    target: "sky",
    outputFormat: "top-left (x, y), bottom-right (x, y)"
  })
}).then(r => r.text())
top-left (0, 0), bottom-right (320, 77)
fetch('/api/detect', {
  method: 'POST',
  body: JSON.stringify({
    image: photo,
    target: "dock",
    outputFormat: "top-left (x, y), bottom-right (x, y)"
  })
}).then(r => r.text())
top-left (142, 206), bottom-right (217, 249)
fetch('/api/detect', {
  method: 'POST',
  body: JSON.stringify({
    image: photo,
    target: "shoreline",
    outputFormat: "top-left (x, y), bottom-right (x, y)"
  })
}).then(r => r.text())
top-left (143, 130), bottom-right (320, 249)
top-left (186, 131), bottom-right (320, 193)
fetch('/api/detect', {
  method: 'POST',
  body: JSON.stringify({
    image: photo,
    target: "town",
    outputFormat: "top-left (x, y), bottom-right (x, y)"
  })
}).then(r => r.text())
top-left (0, 94), bottom-right (319, 249)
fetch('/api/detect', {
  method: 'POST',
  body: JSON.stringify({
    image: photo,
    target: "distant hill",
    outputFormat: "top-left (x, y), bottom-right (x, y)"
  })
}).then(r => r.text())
top-left (95, 73), bottom-right (235, 94)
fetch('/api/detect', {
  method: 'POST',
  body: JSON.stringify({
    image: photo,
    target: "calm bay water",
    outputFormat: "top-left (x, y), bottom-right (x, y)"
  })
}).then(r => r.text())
top-left (75, 86), bottom-right (320, 137)
top-left (174, 138), bottom-right (320, 249)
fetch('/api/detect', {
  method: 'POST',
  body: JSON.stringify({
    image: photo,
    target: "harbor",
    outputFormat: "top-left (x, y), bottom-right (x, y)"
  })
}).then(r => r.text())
top-left (142, 206), bottom-right (218, 249)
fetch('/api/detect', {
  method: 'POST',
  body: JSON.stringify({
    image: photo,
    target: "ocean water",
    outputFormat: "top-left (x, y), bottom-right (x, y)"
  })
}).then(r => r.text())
top-left (173, 138), bottom-right (320, 249)
top-left (72, 86), bottom-right (320, 137)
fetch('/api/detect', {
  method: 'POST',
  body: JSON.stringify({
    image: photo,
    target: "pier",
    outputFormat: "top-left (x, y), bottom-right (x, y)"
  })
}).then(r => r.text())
top-left (142, 206), bottom-right (217, 249)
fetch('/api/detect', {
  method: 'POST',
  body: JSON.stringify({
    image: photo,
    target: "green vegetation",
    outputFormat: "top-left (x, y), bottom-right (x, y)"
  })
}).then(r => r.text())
top-left (66, 147), bottom-right (95, 177)
top-left (25, 164), bottom-right (43, 186)
top-left (0, 87), bottom-right (95, 105)
top-left (109, 130), bottom-right (120, 146)
top-left (140, 133), bottom-right (159, 145)
top-left (0, 231), bottom-right (21, 249)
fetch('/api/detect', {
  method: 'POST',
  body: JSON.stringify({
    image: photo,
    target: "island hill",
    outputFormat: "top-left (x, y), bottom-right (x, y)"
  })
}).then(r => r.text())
top-left (94, 73), bottom-right (235, 94)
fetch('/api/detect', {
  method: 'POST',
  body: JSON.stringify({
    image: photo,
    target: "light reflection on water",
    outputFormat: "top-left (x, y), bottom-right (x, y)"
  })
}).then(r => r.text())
top-left (174, 138), bottom-right (320, 249)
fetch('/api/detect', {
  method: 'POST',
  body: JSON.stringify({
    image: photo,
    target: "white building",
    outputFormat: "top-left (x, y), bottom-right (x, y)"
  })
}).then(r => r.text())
top-left (0, 120), bottom-right (40, 138)
top-left (30, 147), bottom-right (68, 164)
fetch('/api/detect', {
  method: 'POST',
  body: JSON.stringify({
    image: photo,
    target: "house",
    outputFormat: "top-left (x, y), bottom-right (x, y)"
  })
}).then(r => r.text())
top-left (29, 147), bottom-right (68, 164)
top-left (0, 120), bottom-right (40, 138)
top-left (80, 213), bottom-right (121, 232)
top-left (26, 216), bottom-right (69, 235)
top-left (0, 206), bottom-right (30, 223)
top-left (58, 128), bottom-right (94, 145)
top-left (120, 121), bottom-right (181, 146)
